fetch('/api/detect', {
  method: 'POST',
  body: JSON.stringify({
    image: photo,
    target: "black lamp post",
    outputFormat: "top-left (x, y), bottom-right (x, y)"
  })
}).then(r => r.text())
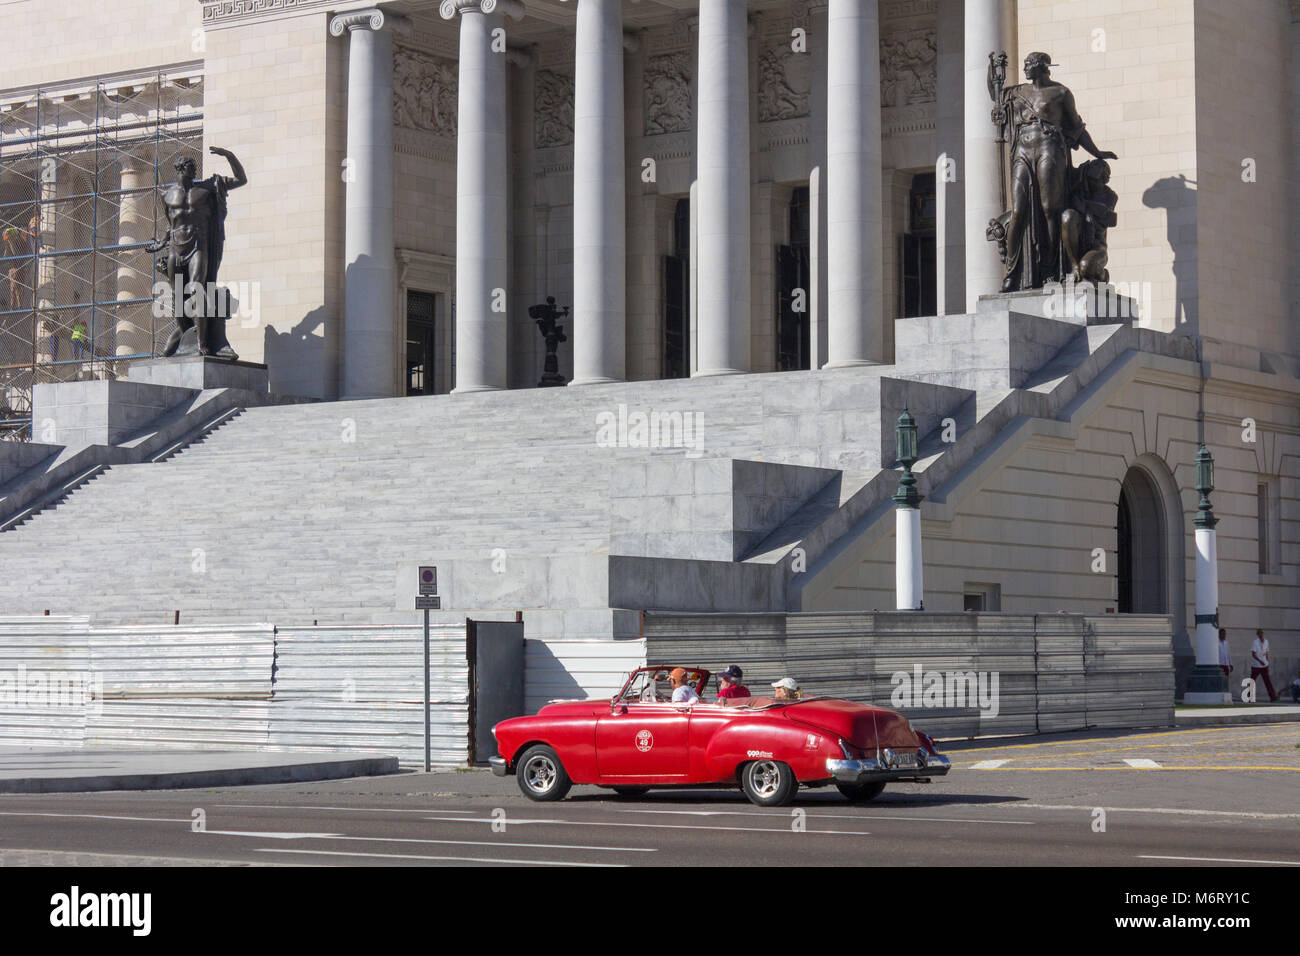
top-left (1186, 443), bottom-right (1228, 702)
top-left (892, 407), bottom-right (922, 509)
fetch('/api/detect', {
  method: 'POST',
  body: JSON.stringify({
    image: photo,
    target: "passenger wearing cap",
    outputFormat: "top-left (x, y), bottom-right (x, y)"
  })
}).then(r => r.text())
top-left (772, 677), bottom-right (801, 700)
top-left (716, 665), bottom-right (750, 702)
top-left (669, 667), bottom-right (700, 704)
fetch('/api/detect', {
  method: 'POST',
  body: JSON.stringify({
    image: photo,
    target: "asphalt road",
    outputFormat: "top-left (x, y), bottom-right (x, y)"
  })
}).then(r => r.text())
top-left (1, 723), bottom-right (1298, 868)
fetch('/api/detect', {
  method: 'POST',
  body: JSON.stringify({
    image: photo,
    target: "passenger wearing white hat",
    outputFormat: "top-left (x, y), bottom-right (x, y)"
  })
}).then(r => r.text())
top-left (771, 677), bottom-right (801, 700)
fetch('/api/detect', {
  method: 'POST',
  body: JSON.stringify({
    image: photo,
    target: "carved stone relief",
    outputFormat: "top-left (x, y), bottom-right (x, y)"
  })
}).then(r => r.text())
top-left (644, 51), bottom-right (692, 136)
top-left (880, 28), bottom-right (937, 107)
top-left (758, 43), bottom-right (810, 122)
top-left (535, 70), bottom-right (575, 148)
top-left (394, 45), bottom-right (457, 137)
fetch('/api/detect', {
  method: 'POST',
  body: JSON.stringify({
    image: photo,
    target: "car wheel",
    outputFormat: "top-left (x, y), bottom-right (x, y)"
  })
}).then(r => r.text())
top-left (741, 760), bottom-right (798, 807)
top-left (516, 745), bottom-right (572, 802)
top-left (836, 781), bottom-right (886, 803)
top-left (610, 786), bottom-right (650, 797)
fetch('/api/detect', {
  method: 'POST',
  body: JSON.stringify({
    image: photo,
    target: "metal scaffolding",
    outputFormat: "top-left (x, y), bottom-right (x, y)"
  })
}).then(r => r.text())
top-left (0, 67), bottom-right (203, 441)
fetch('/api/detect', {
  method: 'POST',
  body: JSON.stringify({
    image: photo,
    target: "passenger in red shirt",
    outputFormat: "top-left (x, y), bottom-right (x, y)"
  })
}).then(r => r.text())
top-left (716, 665), bottom-right (750, 702)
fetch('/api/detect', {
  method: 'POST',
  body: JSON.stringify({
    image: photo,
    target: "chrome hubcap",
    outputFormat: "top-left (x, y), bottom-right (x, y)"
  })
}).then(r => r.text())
top-left (750, 760), bottom-right (780, 796)
top-left (524, 755), bottom-right (556, 793)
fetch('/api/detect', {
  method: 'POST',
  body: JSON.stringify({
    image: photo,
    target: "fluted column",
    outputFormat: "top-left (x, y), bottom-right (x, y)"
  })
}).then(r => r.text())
top-left (116, 157), bottom-right (153, 357)
top-left (569, 0), bottom-right (626, 385)
top-left (442, 0), bottom-right (524, 392)
top-left (331, 7), bottom-right (409, 399)
top-left (693, 0), bottom-right (750, 377)
top-left (808, 1), bottom-right (829, 370)
top-left (934, 0), bottom-right (965, 315)
top-left (824, 0), bottom-right (882, 368)
top-left (963, 0), bottom-right (1012, 309)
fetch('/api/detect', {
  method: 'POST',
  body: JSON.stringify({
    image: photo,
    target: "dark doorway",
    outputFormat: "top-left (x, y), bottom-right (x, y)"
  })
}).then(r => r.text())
top-left (1117, 466), bottom-right (1167, 614)
top-left (662, 198), bottom-right (690, 379)
top-left (902, 172), bottom-right (937, 318)
top-left (406, 290), bottom-right (436, 396)
top-left (776, 186), bottom-right (811, 371)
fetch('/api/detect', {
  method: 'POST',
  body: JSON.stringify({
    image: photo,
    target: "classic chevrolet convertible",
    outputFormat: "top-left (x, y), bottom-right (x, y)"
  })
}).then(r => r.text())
top-left (489, 665), bottom-right (951, 806)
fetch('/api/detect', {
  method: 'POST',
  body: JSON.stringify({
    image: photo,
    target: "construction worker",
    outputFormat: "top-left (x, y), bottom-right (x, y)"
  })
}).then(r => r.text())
top-left (71, 319), bottom-right (90, 361)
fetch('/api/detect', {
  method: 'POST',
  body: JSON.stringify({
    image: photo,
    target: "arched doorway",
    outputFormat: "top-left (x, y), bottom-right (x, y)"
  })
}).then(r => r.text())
top-left (1117, 465), bottom-right (1168, 614)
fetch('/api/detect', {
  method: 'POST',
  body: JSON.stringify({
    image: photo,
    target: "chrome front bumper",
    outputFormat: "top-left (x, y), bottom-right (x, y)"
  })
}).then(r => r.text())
top-left (826, 752), bottom-right (951, 784)
top-left (489, 755), bottom-right (510, 776)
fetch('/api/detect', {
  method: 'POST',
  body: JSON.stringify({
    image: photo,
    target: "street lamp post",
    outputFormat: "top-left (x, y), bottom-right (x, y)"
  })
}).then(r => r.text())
top-left (1184, 444), bottom-right (1231, 704)
top-left (894, 407), bottom-right (924, 610)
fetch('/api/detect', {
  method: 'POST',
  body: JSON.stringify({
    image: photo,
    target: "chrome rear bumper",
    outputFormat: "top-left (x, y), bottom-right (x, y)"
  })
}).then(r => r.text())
top-left (826, 753), bottom-right (951, 784)
top-left (489, 755), bottom-right (510, 776)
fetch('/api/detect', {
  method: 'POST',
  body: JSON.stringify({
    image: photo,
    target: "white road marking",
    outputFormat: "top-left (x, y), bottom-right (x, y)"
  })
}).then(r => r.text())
top-left (1122, 759), bottom-right (1162, 768)
top-left (204, 830), bottom-right (344, 840)
top-left (605, 807), bottom-right (1033, 825)
top-left (970, 760), bottom-right (1011, 769)
top-left (0, 811), bottom-right (188, 823)
top-left (1019, 803), bottom-right (1300, 821)
top-left (422, 815), bottom-right (870, 836)
top-left (1139, 855), bottom-right (1300, 866)
top-left (208, 831), bottom-right (654, 853)
top-left (214, 804), bottom-right (476, 815)
top-left (255, 848), bottom-right (625, 867)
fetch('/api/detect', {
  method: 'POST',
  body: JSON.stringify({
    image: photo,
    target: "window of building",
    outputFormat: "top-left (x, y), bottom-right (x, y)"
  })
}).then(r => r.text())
top-left (405, 290), bottom-right (436, 396)
top-left (902, 172), bottom-right (936, 318)
top-left (662, 198), bottom-right (690, 379)
top-left (963, 583), bottom-right (1002, 611)
top-left (775, 186), bottom-right (811, 371)
top-left (1258, 477), bottom-right (1281, 576)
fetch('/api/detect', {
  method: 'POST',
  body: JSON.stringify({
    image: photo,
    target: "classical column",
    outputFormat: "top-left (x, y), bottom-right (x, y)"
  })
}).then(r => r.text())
top-left (693, 0), bottom-right (749, 377)
top-left (570, 0), bottom-right (626, 385)
top-left (331, 8), bottom-right (409, 399)
top-left (934, 0), bottom-right (965, 315)
top-left (824, 0), bottom-right (882, 368)
top-left (963, 0), bottom-right (1012, 310)
top-left (115, 157), bottom-right (153, 357)
top-left (442, 0), bottom-right (524, 392)
top-left (807, 1), bottom-right (829, 370)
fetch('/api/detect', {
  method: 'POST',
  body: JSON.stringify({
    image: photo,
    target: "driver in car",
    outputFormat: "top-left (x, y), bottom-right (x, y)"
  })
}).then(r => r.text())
top-left (669, 667), bottom-right (700, 704)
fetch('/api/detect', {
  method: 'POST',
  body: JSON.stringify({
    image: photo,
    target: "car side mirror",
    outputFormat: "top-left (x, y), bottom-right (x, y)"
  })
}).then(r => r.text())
top-left (612, 703), bottom-right (627, 715)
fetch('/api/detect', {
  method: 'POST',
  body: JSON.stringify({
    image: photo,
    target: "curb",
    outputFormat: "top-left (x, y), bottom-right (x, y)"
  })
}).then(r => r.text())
top-left (0, 755), bottom-right (400, 794)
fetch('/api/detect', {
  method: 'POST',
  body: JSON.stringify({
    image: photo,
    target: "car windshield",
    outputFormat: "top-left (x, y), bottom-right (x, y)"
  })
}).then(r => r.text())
top-left (616, 667), bottom-right (708, 703)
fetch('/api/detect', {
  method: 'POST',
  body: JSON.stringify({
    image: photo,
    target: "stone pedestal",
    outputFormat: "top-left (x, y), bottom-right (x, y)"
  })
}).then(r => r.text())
top-left (976, 282), bottom-right (1138, 325)
top-left (127, 356), bottom-right (269, 393)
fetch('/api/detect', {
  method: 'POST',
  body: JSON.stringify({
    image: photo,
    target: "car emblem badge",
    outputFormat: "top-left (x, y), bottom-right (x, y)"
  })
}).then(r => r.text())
top-left (635, 729), bottom-right (654, 752)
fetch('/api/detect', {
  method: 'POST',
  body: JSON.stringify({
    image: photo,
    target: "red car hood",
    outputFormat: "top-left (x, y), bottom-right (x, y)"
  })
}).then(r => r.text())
top-left (783, 699), bottom-right (918, 750)
top-left (533, 699), bottom-right (610, 718)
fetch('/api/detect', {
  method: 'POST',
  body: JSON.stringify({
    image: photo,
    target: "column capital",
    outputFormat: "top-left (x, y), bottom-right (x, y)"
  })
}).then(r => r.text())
top-left (329, 7), bottom-right (411, 36)
top-left (439, 0), bottom-right (525, 21)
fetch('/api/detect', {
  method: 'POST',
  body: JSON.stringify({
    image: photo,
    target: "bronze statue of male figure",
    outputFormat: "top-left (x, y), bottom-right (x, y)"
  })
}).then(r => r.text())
top-left (149, 146), bottom-right (247, 357)
top-left (992, 52), bottom-right (1116, 292)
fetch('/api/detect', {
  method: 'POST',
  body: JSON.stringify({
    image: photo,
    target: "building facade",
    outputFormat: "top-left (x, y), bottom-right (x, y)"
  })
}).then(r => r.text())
top-left (0, 0), bottom-right (1296, 697)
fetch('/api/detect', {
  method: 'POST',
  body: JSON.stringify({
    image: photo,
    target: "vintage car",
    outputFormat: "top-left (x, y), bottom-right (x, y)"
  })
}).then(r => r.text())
top-left (489, 665), bottom-right (951, 806)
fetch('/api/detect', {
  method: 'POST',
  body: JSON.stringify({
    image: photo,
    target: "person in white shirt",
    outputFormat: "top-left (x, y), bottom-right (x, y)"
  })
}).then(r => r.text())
top-left (1217, 628), bottom-right (1231, 679)
top-left (669, 667), bottom-right (699, 704)
top-left (1249, 629), bottom-right (1278, 702)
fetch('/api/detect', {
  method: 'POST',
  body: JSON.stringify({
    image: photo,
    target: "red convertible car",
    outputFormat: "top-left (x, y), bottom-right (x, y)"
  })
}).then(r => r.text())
top-left (489, 665), bottom-right (951, 806)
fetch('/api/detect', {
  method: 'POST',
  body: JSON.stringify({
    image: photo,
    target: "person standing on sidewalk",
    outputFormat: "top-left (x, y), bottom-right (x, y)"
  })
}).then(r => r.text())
top-left (1249, 629), bottom-right (1278, 702)
top-left (1218, 628), bottom-right (1232, 681)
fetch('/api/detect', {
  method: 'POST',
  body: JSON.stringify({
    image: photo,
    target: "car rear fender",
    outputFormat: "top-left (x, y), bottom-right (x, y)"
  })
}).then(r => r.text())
top-left (703, 718), bottom-right (843, 782)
